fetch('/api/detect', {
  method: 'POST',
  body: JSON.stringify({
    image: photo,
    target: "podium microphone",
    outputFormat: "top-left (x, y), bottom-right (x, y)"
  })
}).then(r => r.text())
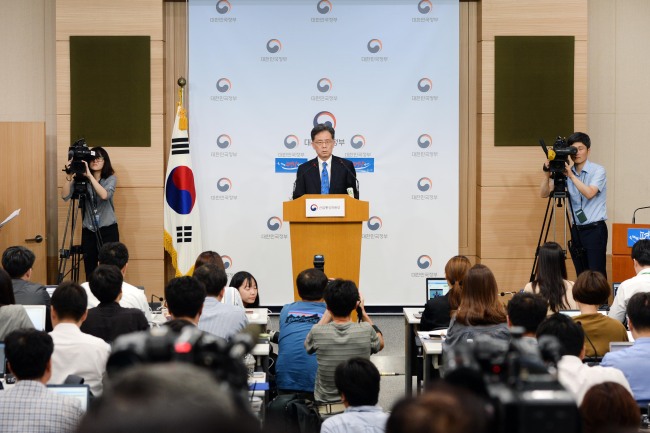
top-left (338, 159), bottom-right (359, 198)
top-left (632, 206), bottom-right (650, 224)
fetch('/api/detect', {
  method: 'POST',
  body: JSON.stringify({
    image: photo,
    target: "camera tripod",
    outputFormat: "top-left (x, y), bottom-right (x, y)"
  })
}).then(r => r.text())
top-left (529, 175), bottom-right (587, 282)
top-left (57, 177), bottom-right (103, 283)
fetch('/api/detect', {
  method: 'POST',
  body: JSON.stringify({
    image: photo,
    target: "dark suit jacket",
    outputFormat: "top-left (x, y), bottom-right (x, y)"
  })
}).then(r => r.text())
top-left (12, 279), bottom-right (52, 331)
top-left (80, 302), bottom-right (149, 343)
top-left (293, 155), bottom-right (359, 199)
top-left (419, 294), bottom-right (451, 331)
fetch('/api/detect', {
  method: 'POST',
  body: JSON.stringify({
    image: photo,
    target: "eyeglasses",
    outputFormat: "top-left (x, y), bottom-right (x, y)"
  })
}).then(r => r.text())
top-left (313, 140), bottom-right (334, 146)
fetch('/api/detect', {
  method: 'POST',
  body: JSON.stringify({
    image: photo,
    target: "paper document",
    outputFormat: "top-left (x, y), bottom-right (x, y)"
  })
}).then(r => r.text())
top-left (0, 209), bottom-right (20, 228)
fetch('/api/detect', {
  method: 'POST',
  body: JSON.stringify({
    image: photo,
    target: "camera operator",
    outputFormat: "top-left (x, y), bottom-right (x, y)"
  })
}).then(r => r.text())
top-left (541, 132), bottom-right (608, 278)
top-left (61, 146), bottom-right (119, 278)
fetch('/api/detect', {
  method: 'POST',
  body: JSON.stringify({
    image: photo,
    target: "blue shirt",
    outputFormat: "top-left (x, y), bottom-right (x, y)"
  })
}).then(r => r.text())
top-left (601, 337), bottom-right (650, 404)
top-left (276, 301), bottom-right (325, 392)
top-left (320, 406), bottom-right (389, 433)
top-left (567, 159), bottom-right (607, 224)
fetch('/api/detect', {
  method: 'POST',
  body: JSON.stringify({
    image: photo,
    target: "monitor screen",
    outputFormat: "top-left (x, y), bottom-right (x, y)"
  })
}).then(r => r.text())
top-left (47, 385), bottom-right (90, 411)
top-left (45, 285), bottom-right (57, 297)
top-left (426, 278), bottom-right (449, 300)
top-left (22, 305), bottom-right (46, 331)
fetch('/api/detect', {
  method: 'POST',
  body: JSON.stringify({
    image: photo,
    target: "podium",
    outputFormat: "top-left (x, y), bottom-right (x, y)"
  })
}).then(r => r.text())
top-left (612, 223), bottom-right (650, 282)
top-left (283, 194), bottom-right (369, 300)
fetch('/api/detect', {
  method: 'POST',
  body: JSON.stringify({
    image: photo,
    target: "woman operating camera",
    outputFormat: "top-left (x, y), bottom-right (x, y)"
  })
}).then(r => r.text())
top-left (62, 147), bottom-right (119, 278)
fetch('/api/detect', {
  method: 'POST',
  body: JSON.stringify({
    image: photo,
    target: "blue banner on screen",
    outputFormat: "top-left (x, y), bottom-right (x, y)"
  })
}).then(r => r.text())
top-left (627, 228), bottom-right (650, 247)
top-left (276, 158), bottom-right (308, 173)
top-left (348, 158), bottom-right (375, 173)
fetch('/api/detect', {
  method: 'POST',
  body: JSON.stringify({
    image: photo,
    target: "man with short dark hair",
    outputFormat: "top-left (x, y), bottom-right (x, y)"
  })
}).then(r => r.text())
top-left (541, 132), bottom-right (608, 277)
top-left (2, 245), bottom-right (51, 330)
top-left (164, 276), bottom-right (206, 330)
top-left (536, 313), bottom-right (630, 404)
top-left (601, 292), bottom-right (650, 405)
top-left (321, 358), bottom-right (388, 433)
top-left (80, 265), bottom-right (148, 343)
top-left (276, 268), bottom-right (328, 394)
top-left (0, 329), bottom-right (84, 433)
top-left (292, 123), bottom-right (359, 199)
top-left (195, 264), bottom-right (247, 340)
top-left (81, 242), bottom-right (151, 322)
top-left (49, 281), bottom-right (111, 395)
top-left (305, 279), bottom-right (384, 402)
top-left (506, 292), bottom-right (547, 338)
top-left (609, 239), bottom-right (650, 322)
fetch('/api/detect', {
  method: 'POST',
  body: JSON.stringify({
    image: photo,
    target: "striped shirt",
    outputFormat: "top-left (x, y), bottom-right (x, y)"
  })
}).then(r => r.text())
top-left (0, 380), bottom-right (83, 433)
top-left (305, 322), bottom-right (380, 402)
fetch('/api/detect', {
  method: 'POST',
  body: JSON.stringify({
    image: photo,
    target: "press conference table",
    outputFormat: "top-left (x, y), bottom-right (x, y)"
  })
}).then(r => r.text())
top-left (404, 308), bottom-right (445, 395)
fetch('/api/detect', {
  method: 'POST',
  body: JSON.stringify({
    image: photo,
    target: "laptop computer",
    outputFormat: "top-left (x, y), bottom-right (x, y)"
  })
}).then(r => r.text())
top-left (22, 305), bottom-right (47, 331)
top-left (426, 278), bottom-right (449, 301)
top-left (561, 310), bottom-right (608, 318)
top-left (612, 282), bottom-right (621, 298)
top-left (45, 285), bottom-right (57, 297)
top-left (609, 341), bottom-right (634, 352)
top-left (47, 384), bottom-right (90, 411)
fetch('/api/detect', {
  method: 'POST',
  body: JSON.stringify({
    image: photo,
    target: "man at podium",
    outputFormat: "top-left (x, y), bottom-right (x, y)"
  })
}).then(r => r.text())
top-left (292, 124), bottom-right (359, 200)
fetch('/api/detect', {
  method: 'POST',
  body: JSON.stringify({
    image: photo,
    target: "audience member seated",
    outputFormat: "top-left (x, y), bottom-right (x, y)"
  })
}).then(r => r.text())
top-left (572, 270), bottom-right (628, 358)
top-left (536, 313), bottom-right (631, 404)
top-left (420, 255), bottom-right (471, 331)
top-left (193, 250), bottom-right (243, 307)
top-left (0, 329), bottom-right (84, 433)
top-left (445, 264), bottom-right (509, 347)
top-left (523, 241), bottom-right (577, 313)
top-left (76, 363), bottom-right (260, 433)
top-left (80, 265), bottom-right (148, 343)
top-left (164, 276), bottom-right (206, 331)
top-left (305, 279), bottom-right (384, 402)
top-left (506, 291), bottom-right (548, 340)
top-left (0, 268), bottom-right (34, 340)
top-left (81, 242), bottom-right (151, 323)
top-left (579, 382), bottom-right (641, 433)
top-left (2, 245), bottom-right (52, 330)
top-left (48, 281), bottom-right (111, 396)
top-left (194, 264), bottom-right (247, 340)
top-left (610, 239), bottom-right (650, 322)
top-left (276, 268), bottom-right (328, 396)
top-left (601, 292), bottom-right (650, 406)
top-left (386, 383), bottom-right (487, 433)
top-left (321, 358), bottom-right (389, 433)
top-left (230, 271), bottom-right (260, 308)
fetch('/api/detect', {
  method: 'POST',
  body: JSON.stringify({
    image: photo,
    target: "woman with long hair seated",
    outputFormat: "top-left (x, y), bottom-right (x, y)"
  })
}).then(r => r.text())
top-left (230, 271), bottom-right (259, 308)
top-left (420, 255), bottom-right (471, 331)
top-left (444, 264), bottom-right (509, 346)
top-left (524, 241), bottom-right (577, 313)
top-left (572, 270), bottom-right (628, 358)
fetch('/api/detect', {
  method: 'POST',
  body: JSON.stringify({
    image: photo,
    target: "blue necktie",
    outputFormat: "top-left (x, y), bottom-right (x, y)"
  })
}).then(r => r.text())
top-left (321, 162), bottom-right (329, 194)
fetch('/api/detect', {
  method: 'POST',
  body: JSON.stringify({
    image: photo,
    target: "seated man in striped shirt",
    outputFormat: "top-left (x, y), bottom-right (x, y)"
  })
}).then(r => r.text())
top-left (305, 279), bottom-right (384, 403)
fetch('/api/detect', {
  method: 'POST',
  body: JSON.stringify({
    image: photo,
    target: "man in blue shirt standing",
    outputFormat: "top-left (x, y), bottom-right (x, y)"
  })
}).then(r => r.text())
top-left (276, 268), bottom-right (328, 396)
top-left (542, 132), bottom-right (608, 277)
top-left (601, 292), bottom-right (650, 406)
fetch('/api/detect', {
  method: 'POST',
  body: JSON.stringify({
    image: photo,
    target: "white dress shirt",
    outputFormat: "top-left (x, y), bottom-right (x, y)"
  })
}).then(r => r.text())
top-left (609, 269), bottom-right (650, 322)
top-left (49, 323), bottom-right (111, 396)
top-left (556, 355), bottom-right (632, 404)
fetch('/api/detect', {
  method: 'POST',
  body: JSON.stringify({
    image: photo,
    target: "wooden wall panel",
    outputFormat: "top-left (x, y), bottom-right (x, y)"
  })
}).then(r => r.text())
top-left (56, 0), bottom-right (163, 40)
top-left (481, 0), bottom-right (587, 41)
top-left (56, 0), bottom-right (164, 287)
top-left (127, 259), bottom-right (166, 299)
